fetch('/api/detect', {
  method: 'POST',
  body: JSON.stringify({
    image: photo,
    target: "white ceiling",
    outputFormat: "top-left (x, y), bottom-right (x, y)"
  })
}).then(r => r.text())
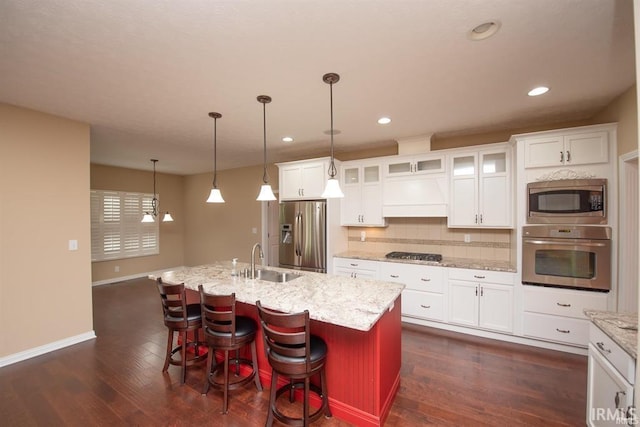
top-left (0, 0), bottom-right (635, 175)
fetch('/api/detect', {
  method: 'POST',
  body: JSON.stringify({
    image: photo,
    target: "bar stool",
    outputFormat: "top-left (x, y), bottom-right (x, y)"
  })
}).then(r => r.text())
top-left (199, 285), bottom-right (262, 414)
top-left (156, 278), bottom-right (206, 384)
top-left (256, 301), bottom-right (331, 426)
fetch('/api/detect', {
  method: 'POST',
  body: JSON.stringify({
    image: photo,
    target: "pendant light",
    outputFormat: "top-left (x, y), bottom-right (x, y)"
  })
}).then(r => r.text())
top-left (206, 112), bottom-right (225, 203)
top-left (256, 95), bottom-right (277, 201)
top-left (321, 72), bottom-right (344, 198)
top-left (141, 159), bottom-right (174, 222)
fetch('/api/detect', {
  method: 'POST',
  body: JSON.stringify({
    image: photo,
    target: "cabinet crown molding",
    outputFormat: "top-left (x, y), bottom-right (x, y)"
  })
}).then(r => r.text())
top-left (534, 169), bottom-right (597, 181)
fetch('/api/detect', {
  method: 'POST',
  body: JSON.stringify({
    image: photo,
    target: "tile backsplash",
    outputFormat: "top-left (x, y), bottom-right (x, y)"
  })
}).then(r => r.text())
top-left (347, 217), bottom-right (513, 263)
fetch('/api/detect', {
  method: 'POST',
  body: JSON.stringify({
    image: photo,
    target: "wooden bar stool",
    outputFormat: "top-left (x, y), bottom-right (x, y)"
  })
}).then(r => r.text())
top-left (156, 278), bottom-right (206, 384)
top-left (199, 285), bottom-right (262, 414)
top-left (256, 301), bottom-right (331, 426)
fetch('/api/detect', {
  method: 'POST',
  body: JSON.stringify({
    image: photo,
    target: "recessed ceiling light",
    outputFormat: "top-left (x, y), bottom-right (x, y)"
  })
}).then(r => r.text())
top-left (528, 86), bottom-right (550, 97)
top-left (377, 117), bottom-right (391, 125)
top-left (282, 136), bottom-right (294, 142)
top-left (468, 21), bottom-right (501, 41)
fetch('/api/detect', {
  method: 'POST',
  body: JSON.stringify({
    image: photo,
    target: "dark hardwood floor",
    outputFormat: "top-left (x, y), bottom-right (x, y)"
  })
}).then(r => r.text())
top-left (0, 277), bottom-right (587, 426)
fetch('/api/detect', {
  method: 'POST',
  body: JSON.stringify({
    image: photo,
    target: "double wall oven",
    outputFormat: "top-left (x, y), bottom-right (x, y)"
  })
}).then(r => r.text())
top-left (522, 178), bottom-right (611, 292)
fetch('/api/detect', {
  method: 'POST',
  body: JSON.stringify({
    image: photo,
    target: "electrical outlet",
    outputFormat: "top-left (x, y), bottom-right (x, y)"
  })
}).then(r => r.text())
top-left (68, 239), bottom-right (78, 251)
top-left (360, 231), bottom-right (366, 242)
top-left (115, 265), bottom-right (120, 273)
top-left (464, 234), bottom-right (471, 243)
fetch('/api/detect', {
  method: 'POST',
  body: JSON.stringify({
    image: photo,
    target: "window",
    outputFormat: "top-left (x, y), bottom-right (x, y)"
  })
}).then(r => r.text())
top-left (90, 190), bottom-right (159, 261)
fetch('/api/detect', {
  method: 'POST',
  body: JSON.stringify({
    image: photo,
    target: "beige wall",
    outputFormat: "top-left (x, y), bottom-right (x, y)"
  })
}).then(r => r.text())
top-left (90, 164), bottom-right (185, 282)
top-left (0, 104), bottom-right (93, 357)
top-left (592, 85), bottom-right (638, 156)
top-left (183, 164), bottom-right (278, 265)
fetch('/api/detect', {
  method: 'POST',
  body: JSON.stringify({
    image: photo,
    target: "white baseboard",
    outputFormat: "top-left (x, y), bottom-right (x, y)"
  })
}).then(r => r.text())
top-left (0, 331), bottom-right (97, 368)
top-left (92, 266), bottom-right (185, 286)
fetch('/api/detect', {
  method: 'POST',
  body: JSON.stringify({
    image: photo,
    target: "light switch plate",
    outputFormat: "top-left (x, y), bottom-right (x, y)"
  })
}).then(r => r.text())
top-left (68, 239), bottom-right (78, 251)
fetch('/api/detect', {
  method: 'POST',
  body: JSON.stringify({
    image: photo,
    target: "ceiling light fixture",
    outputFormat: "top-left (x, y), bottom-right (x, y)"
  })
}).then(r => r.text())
top-left (378, 117), bottom-right (392, 125)
top-left (206, 112), bottom-right (225, 203)
top-left (256, 95), bottom-right (277, 201)
top-left (321, 72), bottom-right (344, 199)
top-left (141, 159), bottom-right (173, 223)
top-left (282, 136), bottom-right (294, 143)
top-left (528, 86), bottom-right (550, 97)
top-left (468, 21), bottom-right (501, 41)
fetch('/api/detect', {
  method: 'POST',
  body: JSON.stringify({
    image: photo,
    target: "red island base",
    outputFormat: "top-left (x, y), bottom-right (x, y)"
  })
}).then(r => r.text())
top-left (187, 290), bottom-right (402, 427)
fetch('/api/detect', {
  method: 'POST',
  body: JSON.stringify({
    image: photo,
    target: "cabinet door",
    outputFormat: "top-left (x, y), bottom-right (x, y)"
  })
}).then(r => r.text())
top-left (341, 166), bottom-right (361, 225)
top-left (448, 281), bottom-right (479, 327)
top-left (402, 290), bottom-right (445, 321)
top-left (386, 159), bottom-right (413, 176)
top-left (280, 165), bottom-right (302, 199)
top-left (360, 165), bottom-right (383, 225)
top-left (414, 156), bottom-right (445, 174)
top-left (449, 155), bottom-right (478, 227)
top-left (523, 135), bottom-right (565, 168)
top-left (300, 162), bottom-right (326, 198)
top-left (587, 344), bottom-right (635, 427)
top-left (478, 283), bottom-right (513, 333)
top-left (479, 151), bottom-right (510, 227)
top-left (565, 131), bottom-right (609, 166)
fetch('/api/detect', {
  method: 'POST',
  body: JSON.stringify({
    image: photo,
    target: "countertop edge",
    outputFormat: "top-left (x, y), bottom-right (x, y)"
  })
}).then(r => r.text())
top-left (584, 309), bottom-right (637, 360)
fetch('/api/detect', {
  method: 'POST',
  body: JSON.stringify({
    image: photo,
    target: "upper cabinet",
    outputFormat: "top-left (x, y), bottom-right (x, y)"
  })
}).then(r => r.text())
top-left (341, 159), bottom-right (386, 226)
top-left (277, 158), bottom-right (330, 200)
top-left (448, 144), bottom-right (513, 228)
top-left (522, 130), bottom-right (609, 169)
top-left (382, 153), bottom-right (448, 217)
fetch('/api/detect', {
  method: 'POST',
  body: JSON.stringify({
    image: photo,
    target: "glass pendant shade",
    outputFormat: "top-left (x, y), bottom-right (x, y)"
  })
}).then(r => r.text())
top-left (141, 213), bottom-right (155, 223)
top-left (256, 184), bottom-right (277, 201)
top-left (206, 187), bottom-right (225, 203)
top-left (162, 212), bottom-right (174, 222)
top-left (321, 178), bottom-right (344, 198)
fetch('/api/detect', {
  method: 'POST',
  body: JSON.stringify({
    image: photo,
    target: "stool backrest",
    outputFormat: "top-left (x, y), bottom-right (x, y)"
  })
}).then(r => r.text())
top-left (156, 278), bottom-right (188, 329)
top-left (256, 300), bottom-right (312, 373)
top-left (198, 285), bottom-right (237, 346)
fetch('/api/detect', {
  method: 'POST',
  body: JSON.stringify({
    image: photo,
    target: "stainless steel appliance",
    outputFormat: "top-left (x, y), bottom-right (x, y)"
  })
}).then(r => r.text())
top-left (522, 225), bottom-right (611, 292)
top-left (526, 179), bottom-right (606, 224)
top-left (385, 251), bottom-right (442, 262)
top-left (279, 200), bottom-right (326, 273)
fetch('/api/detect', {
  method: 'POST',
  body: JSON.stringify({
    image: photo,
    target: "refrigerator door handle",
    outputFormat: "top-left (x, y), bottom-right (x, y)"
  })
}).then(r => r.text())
top-left (295, 212), bottom-right (302, 258)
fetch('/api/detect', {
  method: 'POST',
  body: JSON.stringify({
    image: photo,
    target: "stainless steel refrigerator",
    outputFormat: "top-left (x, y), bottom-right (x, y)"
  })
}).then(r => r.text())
top-left (279, 200), bottom-right (326, 273)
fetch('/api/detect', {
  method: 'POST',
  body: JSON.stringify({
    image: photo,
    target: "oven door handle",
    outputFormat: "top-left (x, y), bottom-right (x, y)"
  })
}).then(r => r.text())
top-left (524, 239), bottom-right (608, 248)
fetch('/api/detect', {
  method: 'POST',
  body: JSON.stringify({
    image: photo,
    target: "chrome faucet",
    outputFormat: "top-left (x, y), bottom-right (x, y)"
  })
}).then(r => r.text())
top-left (250, 242), bottom-right (264, 279)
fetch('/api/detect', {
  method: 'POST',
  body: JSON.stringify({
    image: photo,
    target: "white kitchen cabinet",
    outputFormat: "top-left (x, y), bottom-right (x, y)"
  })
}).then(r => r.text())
top-left (277, 158), bottom-right (329, 200)
top-left (333, 257), bottom-right (379, 280)
top-left (341, 160), bottom-right (386, 226)
top-left (447, 268), bottom-right (514, 333)
top-left (523, 130), bottom-right (609, 169)
top-left (379, 261), bottom-right (446, 322)
top-left (448, 145), bottom-right (512, 228)
top-left (522, 286), bottom-right (608, 347)
top-left (587, 324), bottom-right (635, 426)
top-left (382, 154), bottom-right (448, 217)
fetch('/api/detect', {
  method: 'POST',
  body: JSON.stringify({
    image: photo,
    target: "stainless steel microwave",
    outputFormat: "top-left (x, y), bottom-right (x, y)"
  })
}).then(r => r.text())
top-left (526, 179), bottom-right (606, 224)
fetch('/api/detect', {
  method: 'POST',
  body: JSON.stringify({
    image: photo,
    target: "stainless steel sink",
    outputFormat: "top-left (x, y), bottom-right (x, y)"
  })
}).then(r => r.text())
top-left (255, 269), bottom-right (302, 283)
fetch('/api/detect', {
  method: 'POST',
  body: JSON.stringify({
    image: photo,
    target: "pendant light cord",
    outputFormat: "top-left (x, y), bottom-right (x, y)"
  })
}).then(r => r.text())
top-left (213, 117), bottom-right (218, 188)
top-left (328, 80), bottom-right (337, 179)
top-left (262, 101), bottom-right (269, 184)
top-left (151, 159), bottom-right (158, 216)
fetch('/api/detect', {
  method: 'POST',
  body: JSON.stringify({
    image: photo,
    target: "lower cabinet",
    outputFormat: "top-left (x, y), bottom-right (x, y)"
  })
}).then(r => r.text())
top-left (447, 268), bottom-right (514, 333)
top-left (333, 257), bottom-right (379, 279)
top-left (587, 324), bottom-right (635, 426)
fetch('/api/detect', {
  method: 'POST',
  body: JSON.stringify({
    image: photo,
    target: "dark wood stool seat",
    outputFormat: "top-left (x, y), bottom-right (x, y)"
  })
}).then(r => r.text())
top-left (199, 285), bottom-right (262, 414)
top-left (256, 301), bottom-right (331, 426)
top-left (156, 278), bottom-right (207, 385)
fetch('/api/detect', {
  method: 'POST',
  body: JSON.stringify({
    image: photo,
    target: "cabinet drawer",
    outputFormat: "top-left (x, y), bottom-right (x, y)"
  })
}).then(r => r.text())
top-left (379, 262), bottom-right (445, 293)
top-left (590, 323), bottom-right (635, 384)
top-left (523, 286), bottom-right (608, 319)
top-left (334, 258), bottom-right (379, 272)
top-left (523, 312), bottom-right (589, 347)
top-left (447, 268), bottom-right (514, 285)
top-left (402, 290), bottom-right (445, 322)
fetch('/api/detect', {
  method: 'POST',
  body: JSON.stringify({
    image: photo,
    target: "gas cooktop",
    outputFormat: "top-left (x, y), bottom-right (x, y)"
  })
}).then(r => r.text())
top-left (385, 251), bottom-right (442, 262)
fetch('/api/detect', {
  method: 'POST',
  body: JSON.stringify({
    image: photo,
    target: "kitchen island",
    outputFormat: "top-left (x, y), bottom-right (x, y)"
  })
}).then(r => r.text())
top-left (154, 261), bottom-right (405, 427)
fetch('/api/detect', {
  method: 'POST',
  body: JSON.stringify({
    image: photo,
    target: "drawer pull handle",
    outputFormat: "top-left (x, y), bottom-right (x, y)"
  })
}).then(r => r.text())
top-left (420, 278), bottom-right (431, 282)
top-left (556, 328), bottom-right (570, 334)
top-left (473, 275), bottom-right (485, 279)
top-left (420, 304), bottom-right (431, 309)
top-left (615, 391), bottom-right (626, 409)
top-left (390, 274), bottom-right (399, 278)
top-left (596, 342), bottom-right (612, 354)
top-left (556, 302), bottom-right (571, 307)
top-left (350, 263), bottom-right (358, 267)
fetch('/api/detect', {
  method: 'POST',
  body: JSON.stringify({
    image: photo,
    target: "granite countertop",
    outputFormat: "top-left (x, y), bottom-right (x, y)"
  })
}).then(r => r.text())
top-left (585, 310), bottom-right (638, 359)
top-left (335, 251), bottom-right (516, 273)
top-left (151, 261), bottom-right (404, 332)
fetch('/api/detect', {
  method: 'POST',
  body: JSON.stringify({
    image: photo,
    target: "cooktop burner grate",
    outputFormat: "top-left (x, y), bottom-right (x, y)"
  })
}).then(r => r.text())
top-left (385, 251), bottom-right (442, 262)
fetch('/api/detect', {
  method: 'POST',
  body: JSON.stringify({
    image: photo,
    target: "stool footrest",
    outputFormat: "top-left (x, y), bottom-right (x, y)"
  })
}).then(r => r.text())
top-left (272, 380), bottom-right (330, 426)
